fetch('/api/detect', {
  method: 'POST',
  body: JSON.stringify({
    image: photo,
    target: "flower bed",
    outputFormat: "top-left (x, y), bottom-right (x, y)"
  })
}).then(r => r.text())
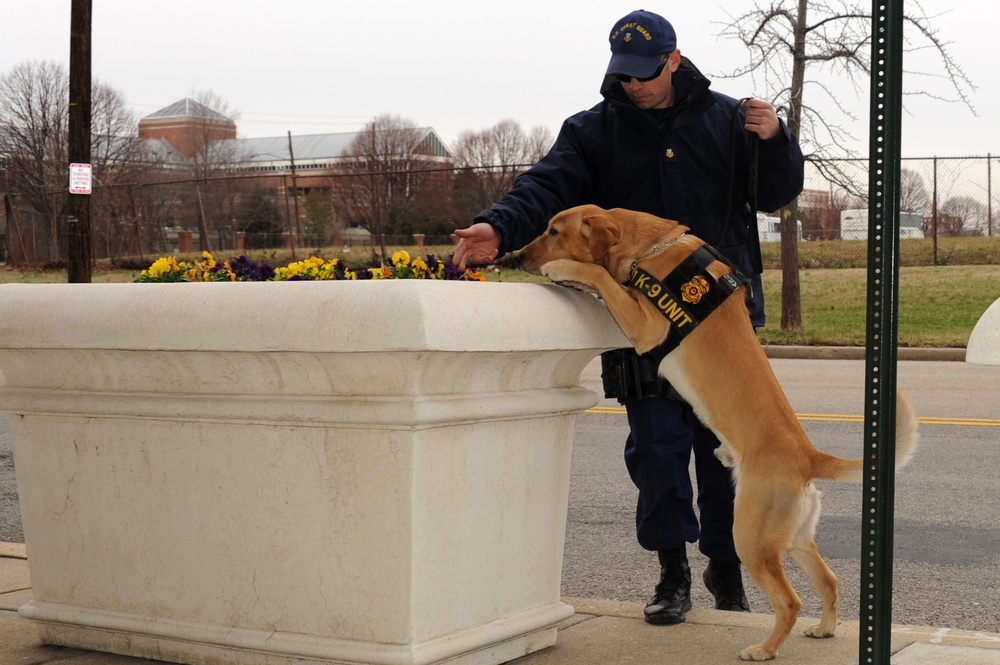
top-left (136, 251), bottom-right (486, 282)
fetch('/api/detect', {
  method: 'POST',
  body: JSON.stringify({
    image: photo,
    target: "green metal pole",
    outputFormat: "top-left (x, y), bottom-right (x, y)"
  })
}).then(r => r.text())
top-left (859, 0), bottom-right (904, 663)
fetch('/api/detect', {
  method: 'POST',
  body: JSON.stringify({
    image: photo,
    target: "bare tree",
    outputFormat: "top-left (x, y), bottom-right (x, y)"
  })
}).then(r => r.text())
top-left (333, 114), bottom-right (428, 259)
top-left (940, 195), bottom-right (987, 236)
top-left (186, 90), bottom-right (243, 252)
top-left (188, 89), bottom-right (242, 176)
top-left (302, 189), bottom-right (336, 245)
top-left (88, 82), bottom-right (149, 260)
top-left (451, 119), bottom-right (553, 219)
top-left (0, 60), bottom-right (69, 261)
top-left (526, 125), bottom-right (556, 163)
top-left (91, 83), bottom-right (140, 178)
top-left (716, 0), bottom-right (975, 329)
top-left (899, 167), bottom-right (930, 215)
top-left (0, 59), bottom-right (143, 263)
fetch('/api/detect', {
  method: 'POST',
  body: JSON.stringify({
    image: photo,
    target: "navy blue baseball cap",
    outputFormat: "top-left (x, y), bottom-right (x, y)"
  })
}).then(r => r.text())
top-left (605, 10), bottom-right (677, 79)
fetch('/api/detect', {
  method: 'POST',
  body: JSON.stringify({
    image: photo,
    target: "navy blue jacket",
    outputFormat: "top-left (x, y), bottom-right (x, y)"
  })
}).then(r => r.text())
top-left (475, 58), bottom-right (804, 326)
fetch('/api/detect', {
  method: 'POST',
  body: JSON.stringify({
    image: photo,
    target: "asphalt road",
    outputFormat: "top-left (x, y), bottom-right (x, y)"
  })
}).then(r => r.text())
top-left (0, 414), bottom-right (20, 544)
top-left (564, 357), bottom-right (1000, 634)
top-left (2, 356), bottom-right (999, 633)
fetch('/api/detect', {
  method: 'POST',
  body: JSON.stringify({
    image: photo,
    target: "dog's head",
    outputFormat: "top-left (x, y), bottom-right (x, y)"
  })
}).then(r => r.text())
top-left (499, 205), bottom-right (687, 282)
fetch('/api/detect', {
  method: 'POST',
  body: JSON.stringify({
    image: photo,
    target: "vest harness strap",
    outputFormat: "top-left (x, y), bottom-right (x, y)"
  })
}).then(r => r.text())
top-left (626, 244), bottom-right (750, 362)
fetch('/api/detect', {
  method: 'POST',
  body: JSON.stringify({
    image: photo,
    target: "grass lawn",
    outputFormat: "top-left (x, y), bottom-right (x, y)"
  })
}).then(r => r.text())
top-left (758, 265), bottom-right (1000, 348)
top-left (3, 253), bottom-right (997, 349)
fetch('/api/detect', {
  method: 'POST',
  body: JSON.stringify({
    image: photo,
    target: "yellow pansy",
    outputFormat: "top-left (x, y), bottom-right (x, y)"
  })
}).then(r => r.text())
top-left (146, 257), bottom-right (174, 278)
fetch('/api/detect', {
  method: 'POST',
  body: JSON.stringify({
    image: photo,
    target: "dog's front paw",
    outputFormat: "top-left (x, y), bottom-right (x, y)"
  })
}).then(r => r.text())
top-left (540, 258), bottom-right (579, 281)
top-left (540, 259), bottom-right (597, 294)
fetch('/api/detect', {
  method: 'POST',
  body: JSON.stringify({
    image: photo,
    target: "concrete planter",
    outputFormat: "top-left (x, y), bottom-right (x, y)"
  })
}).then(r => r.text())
top-left (967, 296), bottom-right (1000, 365)
top-left (0, 281), bottom-right (625, 665)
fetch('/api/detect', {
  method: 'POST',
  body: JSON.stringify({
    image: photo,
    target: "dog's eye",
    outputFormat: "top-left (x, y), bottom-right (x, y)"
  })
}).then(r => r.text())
top-left (549, 229), bottom-right (559, 237)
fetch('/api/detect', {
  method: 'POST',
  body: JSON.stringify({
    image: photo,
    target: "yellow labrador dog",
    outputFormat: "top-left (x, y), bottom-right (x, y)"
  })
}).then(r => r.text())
top-left (501, 204), bottom-right (918, 661)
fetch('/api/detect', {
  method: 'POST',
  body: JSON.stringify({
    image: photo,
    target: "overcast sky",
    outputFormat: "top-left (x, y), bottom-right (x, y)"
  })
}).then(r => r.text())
top-left (3, 1), bottom-right (992, 158)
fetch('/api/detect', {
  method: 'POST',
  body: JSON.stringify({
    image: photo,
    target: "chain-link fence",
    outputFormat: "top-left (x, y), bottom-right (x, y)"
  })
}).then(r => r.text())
top-left (2, 168), bottom-right (460, 267)
top-left (799, 156), bottom-right (998, 237)
top-left (3, 156), bottom-right (999, 268)
top-left (766, 155), bottom-right (1000, 268)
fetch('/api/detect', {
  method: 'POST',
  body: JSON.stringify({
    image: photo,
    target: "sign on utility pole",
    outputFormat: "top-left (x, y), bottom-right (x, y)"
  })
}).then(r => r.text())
top-left (69, 163), bottom-right (92, 195)
top-left (67, 0), bottom-right (93, 283)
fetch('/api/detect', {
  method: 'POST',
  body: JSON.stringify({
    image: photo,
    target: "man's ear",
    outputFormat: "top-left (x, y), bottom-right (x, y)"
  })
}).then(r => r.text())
top-left (584, 213), bottom-right (621, 260)
top-left (667, 48), bottom-right (682, 74)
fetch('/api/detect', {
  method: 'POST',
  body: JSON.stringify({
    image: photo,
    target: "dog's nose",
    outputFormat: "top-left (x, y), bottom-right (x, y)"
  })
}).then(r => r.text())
top-left (495, 251), bottom-right (524, 268)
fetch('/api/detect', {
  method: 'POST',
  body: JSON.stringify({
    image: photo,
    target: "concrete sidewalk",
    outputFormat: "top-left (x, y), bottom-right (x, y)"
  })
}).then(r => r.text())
top-left (3, 542), bottom-right (1000, 665)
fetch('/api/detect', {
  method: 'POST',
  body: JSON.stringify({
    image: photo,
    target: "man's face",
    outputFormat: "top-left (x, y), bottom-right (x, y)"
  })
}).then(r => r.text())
top-left (618, 50), bottom-right (682, 110)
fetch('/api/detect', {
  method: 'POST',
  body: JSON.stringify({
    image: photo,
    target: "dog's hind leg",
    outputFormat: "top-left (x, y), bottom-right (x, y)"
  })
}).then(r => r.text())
top-left (733, 497), bottom-right (802, 661)
top-left (788, 482), bottom-right (839, 638)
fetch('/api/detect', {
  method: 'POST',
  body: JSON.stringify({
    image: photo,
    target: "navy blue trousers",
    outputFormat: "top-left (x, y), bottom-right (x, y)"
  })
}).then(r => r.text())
top-left (623, 395), bottom-right (739, 564)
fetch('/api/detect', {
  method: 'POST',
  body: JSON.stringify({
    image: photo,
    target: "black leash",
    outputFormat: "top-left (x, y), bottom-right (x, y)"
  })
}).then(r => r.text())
top-left (717, 97), bottom-right (763, 274)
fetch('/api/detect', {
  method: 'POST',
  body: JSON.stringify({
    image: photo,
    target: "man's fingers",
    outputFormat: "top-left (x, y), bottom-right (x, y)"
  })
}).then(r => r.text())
top-left (453, 241), bottom-right (496, 270)
top-left (465, 248), bottom-right (498, 268)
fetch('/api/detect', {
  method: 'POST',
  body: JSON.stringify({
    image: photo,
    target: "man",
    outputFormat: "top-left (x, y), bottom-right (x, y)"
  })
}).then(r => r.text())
top-left (452, 9), bottom-right (804, 625)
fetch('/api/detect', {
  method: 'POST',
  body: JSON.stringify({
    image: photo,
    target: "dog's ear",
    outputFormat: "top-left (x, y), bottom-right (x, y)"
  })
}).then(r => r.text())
top-left (583, 212), bottom-right (621, 260)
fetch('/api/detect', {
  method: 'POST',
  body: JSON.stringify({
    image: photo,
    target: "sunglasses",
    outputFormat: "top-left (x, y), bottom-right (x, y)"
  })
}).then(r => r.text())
top-left (614, 62), bottom-right (667, 84)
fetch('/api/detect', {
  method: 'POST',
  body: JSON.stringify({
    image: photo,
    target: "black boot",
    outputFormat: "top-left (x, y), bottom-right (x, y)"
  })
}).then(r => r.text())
top-left (644, 547), bottom-right (692, 625)
top-left (703, 560), bottom-right (750, 612)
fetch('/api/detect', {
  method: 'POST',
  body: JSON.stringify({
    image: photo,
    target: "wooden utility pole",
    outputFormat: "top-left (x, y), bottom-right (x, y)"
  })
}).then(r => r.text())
top-left (287, 131), bottom-right (302, 247)
top-left (195, 184), bottom-right (212, 253)
top-left (67, 0), bottom-right (93, 282)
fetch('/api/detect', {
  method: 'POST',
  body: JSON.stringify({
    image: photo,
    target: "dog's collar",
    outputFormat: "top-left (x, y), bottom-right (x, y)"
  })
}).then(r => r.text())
top-left (627, 233), bottom-right (686, 278)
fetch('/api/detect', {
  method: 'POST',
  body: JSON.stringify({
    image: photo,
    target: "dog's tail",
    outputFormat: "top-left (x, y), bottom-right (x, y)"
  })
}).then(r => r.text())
top-left (811, 389), bottom-right (919, 483)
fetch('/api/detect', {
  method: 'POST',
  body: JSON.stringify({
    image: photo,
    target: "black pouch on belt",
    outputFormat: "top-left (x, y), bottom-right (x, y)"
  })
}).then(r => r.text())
top-left (600, 348), bottom-right (687, 405)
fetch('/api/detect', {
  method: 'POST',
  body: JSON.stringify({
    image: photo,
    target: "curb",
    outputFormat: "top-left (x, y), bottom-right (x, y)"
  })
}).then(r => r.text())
top-left (763, 345), bottom-right (967, 362)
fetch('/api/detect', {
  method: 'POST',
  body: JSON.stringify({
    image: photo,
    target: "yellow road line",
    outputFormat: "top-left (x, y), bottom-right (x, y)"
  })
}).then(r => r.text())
top-left (583, 407), bottom-right (1000, 427)
top-left (586, 406), bottom-right (629, 416)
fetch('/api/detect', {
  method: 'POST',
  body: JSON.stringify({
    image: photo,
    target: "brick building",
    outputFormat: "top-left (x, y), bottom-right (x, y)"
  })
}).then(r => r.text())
top-left (138, 98), bottom-right (237, 160)
top-left (135, 99), bottom-right (454, 250)
top-left (138, 98), bottom-right (452, 176)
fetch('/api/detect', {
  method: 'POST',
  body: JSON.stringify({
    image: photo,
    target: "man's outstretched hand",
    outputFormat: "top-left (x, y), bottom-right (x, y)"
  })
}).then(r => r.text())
top-left (452, 222), bottom-right (500, 270)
